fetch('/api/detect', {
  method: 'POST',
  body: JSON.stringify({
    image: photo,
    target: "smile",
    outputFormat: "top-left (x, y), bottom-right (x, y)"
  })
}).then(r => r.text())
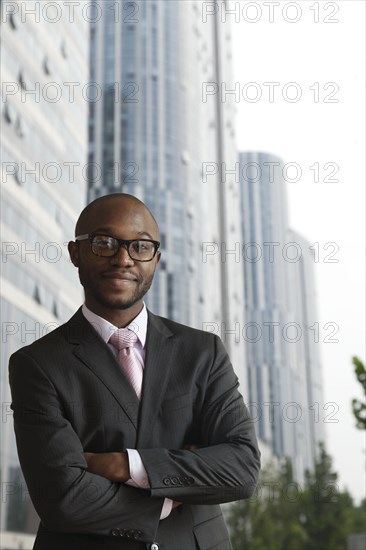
top-left (102, 272), bottom-right (138, 282)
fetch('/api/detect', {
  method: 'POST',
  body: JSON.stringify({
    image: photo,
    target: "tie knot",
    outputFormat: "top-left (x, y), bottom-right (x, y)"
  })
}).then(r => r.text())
top-left (110, 328), bottom-right (138, 351)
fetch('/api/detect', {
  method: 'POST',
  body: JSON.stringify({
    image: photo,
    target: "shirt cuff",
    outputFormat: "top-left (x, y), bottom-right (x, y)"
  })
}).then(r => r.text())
top-left (160, 497), bottom-right (173, 520)
top-left (126, 449), bottom-right (173, 519)
top-left (126, 449), bottom-right (150, 488)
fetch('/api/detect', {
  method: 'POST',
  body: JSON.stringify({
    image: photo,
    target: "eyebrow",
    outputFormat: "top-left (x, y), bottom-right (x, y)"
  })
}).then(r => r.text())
top-left (92, 228), bottom-right (157, 240)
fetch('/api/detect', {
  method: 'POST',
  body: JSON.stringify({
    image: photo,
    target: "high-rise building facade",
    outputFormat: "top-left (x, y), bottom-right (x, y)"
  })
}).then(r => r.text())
top-left (239, 151), bottom-right (325, 478)
top-left (88, 0), bottom-right (247, 389)
top-left (286, 228), bottom-right (325, 474)
top-left (1, 0), bottom-right (89, 541)
top-left (239, 151), bottom-right (291, 457)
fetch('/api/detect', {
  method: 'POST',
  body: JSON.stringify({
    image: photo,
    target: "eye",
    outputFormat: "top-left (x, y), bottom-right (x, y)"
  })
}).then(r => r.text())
top-left (94, 236), bottom-right (115, 248)
top-left (132, 240), bottom-right (148, 252)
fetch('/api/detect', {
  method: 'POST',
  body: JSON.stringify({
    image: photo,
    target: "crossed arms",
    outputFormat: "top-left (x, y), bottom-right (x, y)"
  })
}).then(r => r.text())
top-left (9, 334), bottom-right (260, 540)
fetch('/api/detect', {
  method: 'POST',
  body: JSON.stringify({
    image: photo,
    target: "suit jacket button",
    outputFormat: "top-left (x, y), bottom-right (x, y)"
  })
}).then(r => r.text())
top-left (111, 528), bottom-right (120, 537)
top-left (163, 477), bottom-right (171, 485)
top-left (150, 544), bottom-right (159, 550)
top-left (171, 476), bottom-right (178, 485)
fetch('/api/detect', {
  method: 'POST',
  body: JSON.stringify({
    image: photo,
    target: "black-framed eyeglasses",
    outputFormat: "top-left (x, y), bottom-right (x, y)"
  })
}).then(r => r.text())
top-left (75, 233), bottom-right (160, 262)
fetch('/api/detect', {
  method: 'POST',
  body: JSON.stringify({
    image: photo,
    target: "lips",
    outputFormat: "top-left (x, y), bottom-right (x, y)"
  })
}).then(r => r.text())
top-left (102, 271), bottom-right (138, 282)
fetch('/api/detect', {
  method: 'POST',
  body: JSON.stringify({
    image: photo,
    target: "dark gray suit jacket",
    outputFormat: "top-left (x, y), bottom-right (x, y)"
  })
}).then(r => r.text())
top-left (9, 308), bottom-right (260, 550)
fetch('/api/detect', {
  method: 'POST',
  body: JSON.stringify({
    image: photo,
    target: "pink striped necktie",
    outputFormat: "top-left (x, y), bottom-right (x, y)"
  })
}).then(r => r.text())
top-left (109, 329), bottom-right (143, 399)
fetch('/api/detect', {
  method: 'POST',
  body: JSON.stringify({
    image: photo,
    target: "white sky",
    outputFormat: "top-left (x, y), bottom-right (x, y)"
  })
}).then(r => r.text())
top-left (229, 0), bottom-right (365, 502)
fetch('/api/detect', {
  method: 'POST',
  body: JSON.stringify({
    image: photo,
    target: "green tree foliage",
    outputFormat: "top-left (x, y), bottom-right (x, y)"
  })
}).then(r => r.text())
top-left (351, 356), bottom-right (366, 430)
top-left (350, 498), bottom-right (366, 533)
top-left (228, 459), bottom-right (306, 550)
top-left (228, 444), bottom-right (364, 550)
top-left (300, 444), bottom-right (355, 550)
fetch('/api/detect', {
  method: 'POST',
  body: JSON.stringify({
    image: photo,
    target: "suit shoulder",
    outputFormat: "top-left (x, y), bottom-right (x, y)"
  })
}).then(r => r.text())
top-left (9, 322), bottom-right (68, 361)
top-left (9, 307), bottom-right (89, 362)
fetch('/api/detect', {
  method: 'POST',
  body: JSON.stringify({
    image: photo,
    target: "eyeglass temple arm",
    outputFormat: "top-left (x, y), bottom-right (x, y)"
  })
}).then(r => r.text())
top-left (75, 234), bottom-right (89, 241)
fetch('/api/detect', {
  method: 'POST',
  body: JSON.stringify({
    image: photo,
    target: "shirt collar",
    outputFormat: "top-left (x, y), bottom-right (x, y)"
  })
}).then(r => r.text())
top-left (81, 303), bottom-right (148, 347)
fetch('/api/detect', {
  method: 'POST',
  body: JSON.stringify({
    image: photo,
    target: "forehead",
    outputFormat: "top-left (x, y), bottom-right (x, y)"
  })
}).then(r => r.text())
top-left (83, 199), bottom-right (158, 238)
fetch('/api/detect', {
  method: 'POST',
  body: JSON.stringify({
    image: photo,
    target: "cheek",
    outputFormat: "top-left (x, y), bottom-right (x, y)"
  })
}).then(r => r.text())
top-left (141, 265), bottom-right (156, 280)
top-left (77, 264), bottom-right (89, 286)
top-left (78, 259), bottom-right (100, 284)
top-left (79, 248), bottom-right (105, 269)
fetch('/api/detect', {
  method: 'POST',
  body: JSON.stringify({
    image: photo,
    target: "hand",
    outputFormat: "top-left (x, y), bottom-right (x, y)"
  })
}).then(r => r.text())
top-left (84, 452), bottom-right (130, 483)
top-left (183, 443), bottom-right (200, 451)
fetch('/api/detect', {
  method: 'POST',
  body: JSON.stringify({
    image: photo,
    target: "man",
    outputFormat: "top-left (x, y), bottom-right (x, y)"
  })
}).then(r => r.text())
top-left (9, 193), bottom-right (260, 550)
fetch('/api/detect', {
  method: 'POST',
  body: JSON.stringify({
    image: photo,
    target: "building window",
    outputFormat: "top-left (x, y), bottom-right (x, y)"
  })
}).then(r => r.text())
top-left (3, 102), bottom-right (16, 124)
top-left (61, 40), bottom-right (68, 58)
top-left (18, 71), bottom-right (27, 90)
top-left (33, 285), bottom-right (41, 304)
top-left (167, 273), bottom-right (174, 320)
top-left (160, 233), bottom-right (166, 249)
top-left (9, 12), bottom-right (17, 29)
top-left (43, 57), bottom-right (51, 75)
top-left (14, 165), bottom-right (22, 185)
top-left (52, 300), bottom-right (59, 318)
top-left (14, 116), bottom-right (25, 138)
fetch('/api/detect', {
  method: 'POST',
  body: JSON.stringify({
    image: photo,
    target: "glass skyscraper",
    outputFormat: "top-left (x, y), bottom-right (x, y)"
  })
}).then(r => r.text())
top-left (286, 228), bottom-right (325, 475)
top-left (1, 0), bottom-right (327, 543)
top-left (239, 151), bottom-right (325, 479)
top-left (88, 0), bottom-right (247, 389)
top-left (1, 1), bottom-right (89, 543)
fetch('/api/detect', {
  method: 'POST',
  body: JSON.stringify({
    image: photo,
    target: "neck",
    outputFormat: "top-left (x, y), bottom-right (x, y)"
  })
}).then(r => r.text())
top-left (85, 300), bottom-right (144, 328)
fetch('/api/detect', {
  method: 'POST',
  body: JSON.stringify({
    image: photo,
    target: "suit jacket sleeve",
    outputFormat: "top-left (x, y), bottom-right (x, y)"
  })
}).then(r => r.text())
top-left (9, 349), bottom-right (163, 540)
top-left (139, 334), bottom-right (260, 504)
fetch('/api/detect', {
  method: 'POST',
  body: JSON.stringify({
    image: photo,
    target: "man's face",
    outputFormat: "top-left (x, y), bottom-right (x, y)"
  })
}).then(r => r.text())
top-left (68, 198), bottom-right (160, 322)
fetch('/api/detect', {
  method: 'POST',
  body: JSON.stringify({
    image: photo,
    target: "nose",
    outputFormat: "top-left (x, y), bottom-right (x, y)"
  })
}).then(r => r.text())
top-left (110, 244), bottom-right (135, 266)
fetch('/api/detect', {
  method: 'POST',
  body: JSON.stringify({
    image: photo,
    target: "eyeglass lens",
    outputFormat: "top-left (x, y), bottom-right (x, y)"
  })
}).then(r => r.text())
top-left (91, 235), bottom-right (156, 260)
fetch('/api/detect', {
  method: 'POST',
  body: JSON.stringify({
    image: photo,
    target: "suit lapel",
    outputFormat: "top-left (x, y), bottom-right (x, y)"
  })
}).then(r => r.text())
top-left (63, 308), bottom-right (177, 442)
top-left (63, 308), bottom-right (140, 429)
top-left (136, 311), bottom-right (177, 447)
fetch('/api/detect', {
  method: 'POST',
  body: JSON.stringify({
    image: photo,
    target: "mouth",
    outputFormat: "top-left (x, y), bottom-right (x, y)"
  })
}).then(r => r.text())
top-left (102, 272), bottom-right (138, 283)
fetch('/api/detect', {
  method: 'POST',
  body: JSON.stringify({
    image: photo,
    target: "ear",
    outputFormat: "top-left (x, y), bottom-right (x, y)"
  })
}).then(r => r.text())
top-left (155, 251), bottom-right (161, 266)
top-left (68, 241), bottom-right (79, 267)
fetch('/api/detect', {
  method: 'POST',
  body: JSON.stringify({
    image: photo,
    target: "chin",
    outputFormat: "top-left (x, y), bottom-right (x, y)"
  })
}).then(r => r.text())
top-left (87, 282), bottom-right (152, 312)
top-left (109, 300), bottom-right (140, 310)
top-left (97, 293), bottom-right (143, 311)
